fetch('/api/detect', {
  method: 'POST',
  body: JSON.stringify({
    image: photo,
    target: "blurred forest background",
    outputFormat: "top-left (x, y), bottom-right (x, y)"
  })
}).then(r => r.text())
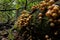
top-left (0, 0), bottom-right (42, 23)
top-left (0, 0), bottom-right (60, 40)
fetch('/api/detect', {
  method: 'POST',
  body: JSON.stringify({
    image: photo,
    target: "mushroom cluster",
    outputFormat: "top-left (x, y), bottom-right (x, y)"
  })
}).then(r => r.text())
top-left (15, 10), bottom-right (32, 28)
top-left (46, 4), bottom-right (60, 27)
top-left (31, 0), bottom-right (58, 11)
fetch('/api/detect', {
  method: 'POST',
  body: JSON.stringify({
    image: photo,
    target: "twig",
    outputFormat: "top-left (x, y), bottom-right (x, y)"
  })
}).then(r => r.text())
top-left (0, 7), bottom-right (22, 11)
top-left (24, 0), bottom-right (27, 10)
